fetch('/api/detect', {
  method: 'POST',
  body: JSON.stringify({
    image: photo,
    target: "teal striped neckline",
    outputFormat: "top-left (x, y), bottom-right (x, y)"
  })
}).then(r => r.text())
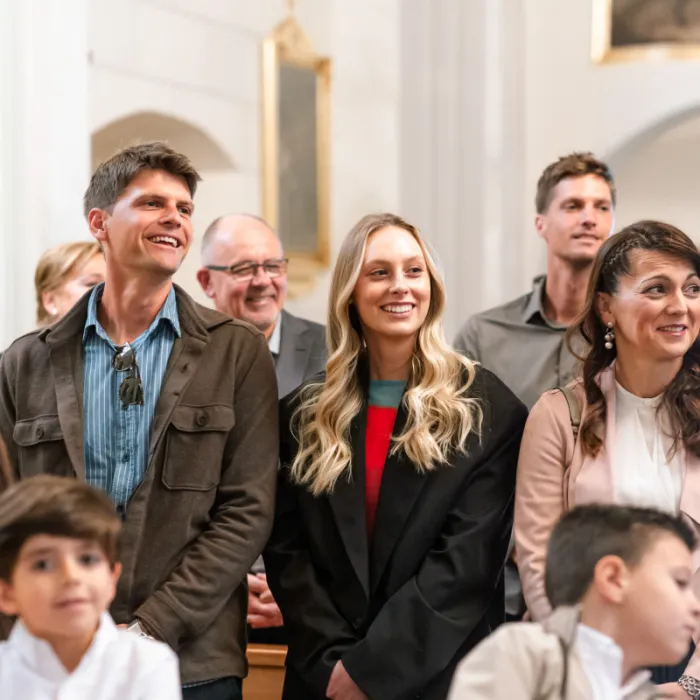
top-left (368, 380), bottom-right (406, 408)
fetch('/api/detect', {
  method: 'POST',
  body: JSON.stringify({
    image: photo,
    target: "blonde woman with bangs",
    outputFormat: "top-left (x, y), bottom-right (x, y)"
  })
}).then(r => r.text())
top-left (34, 241), bottom-right (105, 325)
top-left (264, 213), bottom-right (527, 700)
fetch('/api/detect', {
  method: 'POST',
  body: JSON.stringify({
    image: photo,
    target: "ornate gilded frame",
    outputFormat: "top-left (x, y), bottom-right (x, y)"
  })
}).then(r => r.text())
top-left (592, 0), bottom-right (700, 63)
top-left (261, 13), bottom-right (331, 296)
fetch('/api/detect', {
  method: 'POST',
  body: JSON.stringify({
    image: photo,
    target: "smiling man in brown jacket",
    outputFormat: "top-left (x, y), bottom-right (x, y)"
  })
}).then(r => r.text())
top-left (0, 142), bottom-right (279, 700)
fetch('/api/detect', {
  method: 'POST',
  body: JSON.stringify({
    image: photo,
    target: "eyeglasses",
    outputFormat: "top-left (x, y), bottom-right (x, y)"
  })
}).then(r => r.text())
top-left (112, 343), bottom-right (144, 410)
top-left (206, 258), bottom-right (289, 282)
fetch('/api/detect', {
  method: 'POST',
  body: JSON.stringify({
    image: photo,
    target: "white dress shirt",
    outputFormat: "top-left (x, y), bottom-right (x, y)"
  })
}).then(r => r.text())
top-left (613, 381), bottom-right (684, 514)
top-left (576, 624), bottom-right (650, 699)
top-left (268, 312), bottom-right (282, 357)
top-left (0, 613), bottom-right (182, 700)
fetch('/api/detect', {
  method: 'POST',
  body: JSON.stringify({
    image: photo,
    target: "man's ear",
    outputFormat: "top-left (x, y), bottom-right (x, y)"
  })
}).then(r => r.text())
top-left (0, 579), bottom-right (19, 617)
top-left (87, 209), bottom-right (109, 244)
top-left (196, 269), bottom-right (214, 299)
top-left (534, 213), bottom-right (547, 241)
top-left (592, 554), bottom-right (628, 605)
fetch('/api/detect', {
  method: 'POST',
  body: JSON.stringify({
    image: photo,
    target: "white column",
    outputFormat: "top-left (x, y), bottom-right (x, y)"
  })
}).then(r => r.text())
top-left (0, 0), bottom-right (90, 348)
top-left (399, 0), bottom-right (527, 339)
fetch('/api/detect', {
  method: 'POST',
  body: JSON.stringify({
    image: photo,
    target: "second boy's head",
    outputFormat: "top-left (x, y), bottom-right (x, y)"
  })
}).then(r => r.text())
top-left (546, 504), bottom-right (700, 669)
top-left (0, 476), bottom-right (122, 650)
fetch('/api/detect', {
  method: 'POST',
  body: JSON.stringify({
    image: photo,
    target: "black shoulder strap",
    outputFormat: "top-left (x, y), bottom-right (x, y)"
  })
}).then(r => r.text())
top-left (558, 637), bottom-right (570, 700)
top-left (558, 385), bottom-right (581, 439)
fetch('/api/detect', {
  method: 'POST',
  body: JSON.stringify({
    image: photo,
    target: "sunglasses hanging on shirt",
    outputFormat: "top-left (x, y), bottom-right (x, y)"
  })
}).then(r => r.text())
top-left (112, 342), bottom-right (144, 410)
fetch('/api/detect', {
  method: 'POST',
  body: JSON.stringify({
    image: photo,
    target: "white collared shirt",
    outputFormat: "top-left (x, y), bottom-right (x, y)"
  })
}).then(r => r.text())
top-left (0, 613), bottom-right (182, 700)
top-left (576, 624), bottom-right (651, 699)
top-left (268, 313), bottom-right (282, 356)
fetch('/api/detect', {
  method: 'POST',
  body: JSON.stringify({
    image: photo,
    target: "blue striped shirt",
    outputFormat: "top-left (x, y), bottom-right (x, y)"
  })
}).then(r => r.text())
top-left (83, 283), bottom-right (180, 506)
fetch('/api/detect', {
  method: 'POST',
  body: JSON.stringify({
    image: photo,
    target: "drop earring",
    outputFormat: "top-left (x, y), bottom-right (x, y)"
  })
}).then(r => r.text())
top-left (604, 321), bottom-right (615, 350)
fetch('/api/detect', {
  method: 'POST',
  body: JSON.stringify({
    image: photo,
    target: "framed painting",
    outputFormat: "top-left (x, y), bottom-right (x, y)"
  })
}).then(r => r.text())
top-left (592, 0), bottom-right (700, 63)
top-left (261, 13), bottom-right (331, 295)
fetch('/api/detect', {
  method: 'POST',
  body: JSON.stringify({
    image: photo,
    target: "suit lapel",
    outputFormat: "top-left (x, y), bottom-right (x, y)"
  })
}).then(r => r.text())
top-left (276, 312), bottom-right (312, 399)
top-left (370, 401), bottom-right (428, 593)
top-left (48, 339), bottom-right (86, 480)
top-left (328, 403), bottom-right (370, 599)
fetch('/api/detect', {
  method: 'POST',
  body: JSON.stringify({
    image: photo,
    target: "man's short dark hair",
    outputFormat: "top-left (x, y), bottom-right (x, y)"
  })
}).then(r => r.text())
top-left (535, 152), bottom-right (616, 214)
top-left (83, 140), bottom-right (201, 217)
top-left (0, 475), bottom-right (121, 581)
top-left (545, 504), bottom-right (696, 608)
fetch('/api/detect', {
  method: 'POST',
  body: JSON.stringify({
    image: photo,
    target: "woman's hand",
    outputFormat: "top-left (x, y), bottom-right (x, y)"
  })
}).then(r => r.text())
top-left (326, 661), bottom-right (369, 700)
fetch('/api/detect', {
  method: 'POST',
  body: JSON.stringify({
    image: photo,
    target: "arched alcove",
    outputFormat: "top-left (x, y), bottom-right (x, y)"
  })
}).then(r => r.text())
top-left (606, 106), bottom-right (700, 241)
top-left (91, 111), bottom-right (235, 172)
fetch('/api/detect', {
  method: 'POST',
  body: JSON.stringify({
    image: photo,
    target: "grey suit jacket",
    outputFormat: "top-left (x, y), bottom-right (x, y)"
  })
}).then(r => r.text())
top-left (275, 309), bottom-right (327, 400)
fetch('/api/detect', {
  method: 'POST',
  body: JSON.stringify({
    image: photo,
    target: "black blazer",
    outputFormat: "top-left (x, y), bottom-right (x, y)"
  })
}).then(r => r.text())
top-left (265, 365), bottom-right (528, 700)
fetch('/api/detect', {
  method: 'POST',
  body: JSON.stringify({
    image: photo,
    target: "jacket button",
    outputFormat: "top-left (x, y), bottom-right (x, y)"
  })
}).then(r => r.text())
top-left (196, 414), bottom-right (208, 427)
top-left (35, 427), bottom-right (44, 438)
top-left (352, 618), bottom-right (362, 630)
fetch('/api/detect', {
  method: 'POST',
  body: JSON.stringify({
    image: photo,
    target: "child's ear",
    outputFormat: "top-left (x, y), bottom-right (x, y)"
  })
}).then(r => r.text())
top-left (111, 562), bottom-right (122, 587)
top-left (0, 579), bottom-right (19, 617)
top-left (593, 554), bottom-right (628, 604)
top-left (103, 562), bottom-right (122, 609)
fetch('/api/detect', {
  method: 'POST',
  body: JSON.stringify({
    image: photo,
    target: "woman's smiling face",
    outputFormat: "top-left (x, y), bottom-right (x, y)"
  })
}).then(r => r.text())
top-left (351, 225), bottom-right (432, 345)
top-left (597, 249), bottom-right (700, 364)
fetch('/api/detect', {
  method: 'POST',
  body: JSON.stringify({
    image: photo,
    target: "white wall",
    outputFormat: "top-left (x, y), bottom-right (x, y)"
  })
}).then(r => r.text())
top-left (89, 0), bottom-right (400, 324)
top-left (0, 0), bottom-right (90, 348)
top-left (610, 115), bottom-right (700, 239)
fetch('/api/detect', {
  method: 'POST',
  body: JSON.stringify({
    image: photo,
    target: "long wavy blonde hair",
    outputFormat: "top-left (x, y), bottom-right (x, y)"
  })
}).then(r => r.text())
top-left (290, 213), bottom-right (482, 495)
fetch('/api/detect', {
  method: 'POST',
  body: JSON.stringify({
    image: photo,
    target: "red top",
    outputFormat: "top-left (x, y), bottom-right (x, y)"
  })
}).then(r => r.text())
top-left (364, 380), bottom-right (405, 537)
top-left (365, 405), bottom-right (398, 535)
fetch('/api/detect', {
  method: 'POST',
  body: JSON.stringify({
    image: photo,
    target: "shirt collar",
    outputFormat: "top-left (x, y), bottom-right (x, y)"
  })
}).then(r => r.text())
top-left (9, 612), bottom-right (117, 682)
top-left (268, 313), bottom-right (282, 355)
top-left (522, 275), bottom-right (568, 330)
top-left (522, 275), bottom-right (547, 324)
top-left (83, 282), bottom-right (181, 344)
top-left (576, 624), bottom-right (651, 697)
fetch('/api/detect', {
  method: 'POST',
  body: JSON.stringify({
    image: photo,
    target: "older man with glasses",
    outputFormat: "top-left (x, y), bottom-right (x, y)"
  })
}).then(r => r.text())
top-left (197, 214), bottom-right (326, 401)
top-left (197, 214), bottom-right (327, 644)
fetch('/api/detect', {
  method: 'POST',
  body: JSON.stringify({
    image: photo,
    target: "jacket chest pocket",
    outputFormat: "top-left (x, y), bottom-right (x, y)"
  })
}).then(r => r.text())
top-left (13, 415), bottom-right (70, 478)
top-left (162, 404), bottom-right (235, 491)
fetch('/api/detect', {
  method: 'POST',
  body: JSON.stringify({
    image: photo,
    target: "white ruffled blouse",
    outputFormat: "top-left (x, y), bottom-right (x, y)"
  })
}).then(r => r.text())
top-left (613, 381), bottom-right (684, 515)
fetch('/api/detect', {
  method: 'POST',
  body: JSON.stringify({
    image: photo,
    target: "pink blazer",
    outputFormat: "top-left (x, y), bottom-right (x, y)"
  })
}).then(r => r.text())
top-left (515, 366), bottom-right (700, 675)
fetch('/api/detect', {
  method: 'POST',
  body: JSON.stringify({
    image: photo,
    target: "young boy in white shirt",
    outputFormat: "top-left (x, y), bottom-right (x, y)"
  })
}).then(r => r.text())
top-left (448, 505), bottom-right (700, 700)
top-left (0, 474), bottom-right (182, 700)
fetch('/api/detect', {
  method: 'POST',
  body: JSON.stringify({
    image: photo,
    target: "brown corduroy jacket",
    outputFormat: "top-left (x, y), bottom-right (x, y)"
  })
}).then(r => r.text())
top-left (0, 285), bottom-right (279, 685)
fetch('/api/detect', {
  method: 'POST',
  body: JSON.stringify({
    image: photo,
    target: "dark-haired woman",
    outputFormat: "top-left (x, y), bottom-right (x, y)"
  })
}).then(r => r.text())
top-left (515, 220), bottom-right (700, 695)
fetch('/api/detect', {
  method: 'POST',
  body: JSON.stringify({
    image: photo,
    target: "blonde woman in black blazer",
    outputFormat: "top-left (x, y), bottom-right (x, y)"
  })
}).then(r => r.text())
top-left (265, 213), bottom-right (527, 700)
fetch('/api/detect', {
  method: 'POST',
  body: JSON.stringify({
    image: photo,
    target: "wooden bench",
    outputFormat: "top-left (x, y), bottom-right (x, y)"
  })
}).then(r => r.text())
top-left (243, 644), bottom-right (287, 700)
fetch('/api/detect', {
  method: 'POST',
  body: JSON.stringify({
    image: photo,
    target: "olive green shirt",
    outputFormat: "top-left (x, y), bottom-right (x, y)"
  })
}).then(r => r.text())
top-left (454, 276), bottom-right (581, 409)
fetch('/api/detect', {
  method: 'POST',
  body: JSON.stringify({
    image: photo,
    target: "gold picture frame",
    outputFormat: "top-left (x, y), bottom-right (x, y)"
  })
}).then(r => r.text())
top-left (592, 0), bottom-right (700, 63)
top-left (261, 12), bottom-right (331, 297)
